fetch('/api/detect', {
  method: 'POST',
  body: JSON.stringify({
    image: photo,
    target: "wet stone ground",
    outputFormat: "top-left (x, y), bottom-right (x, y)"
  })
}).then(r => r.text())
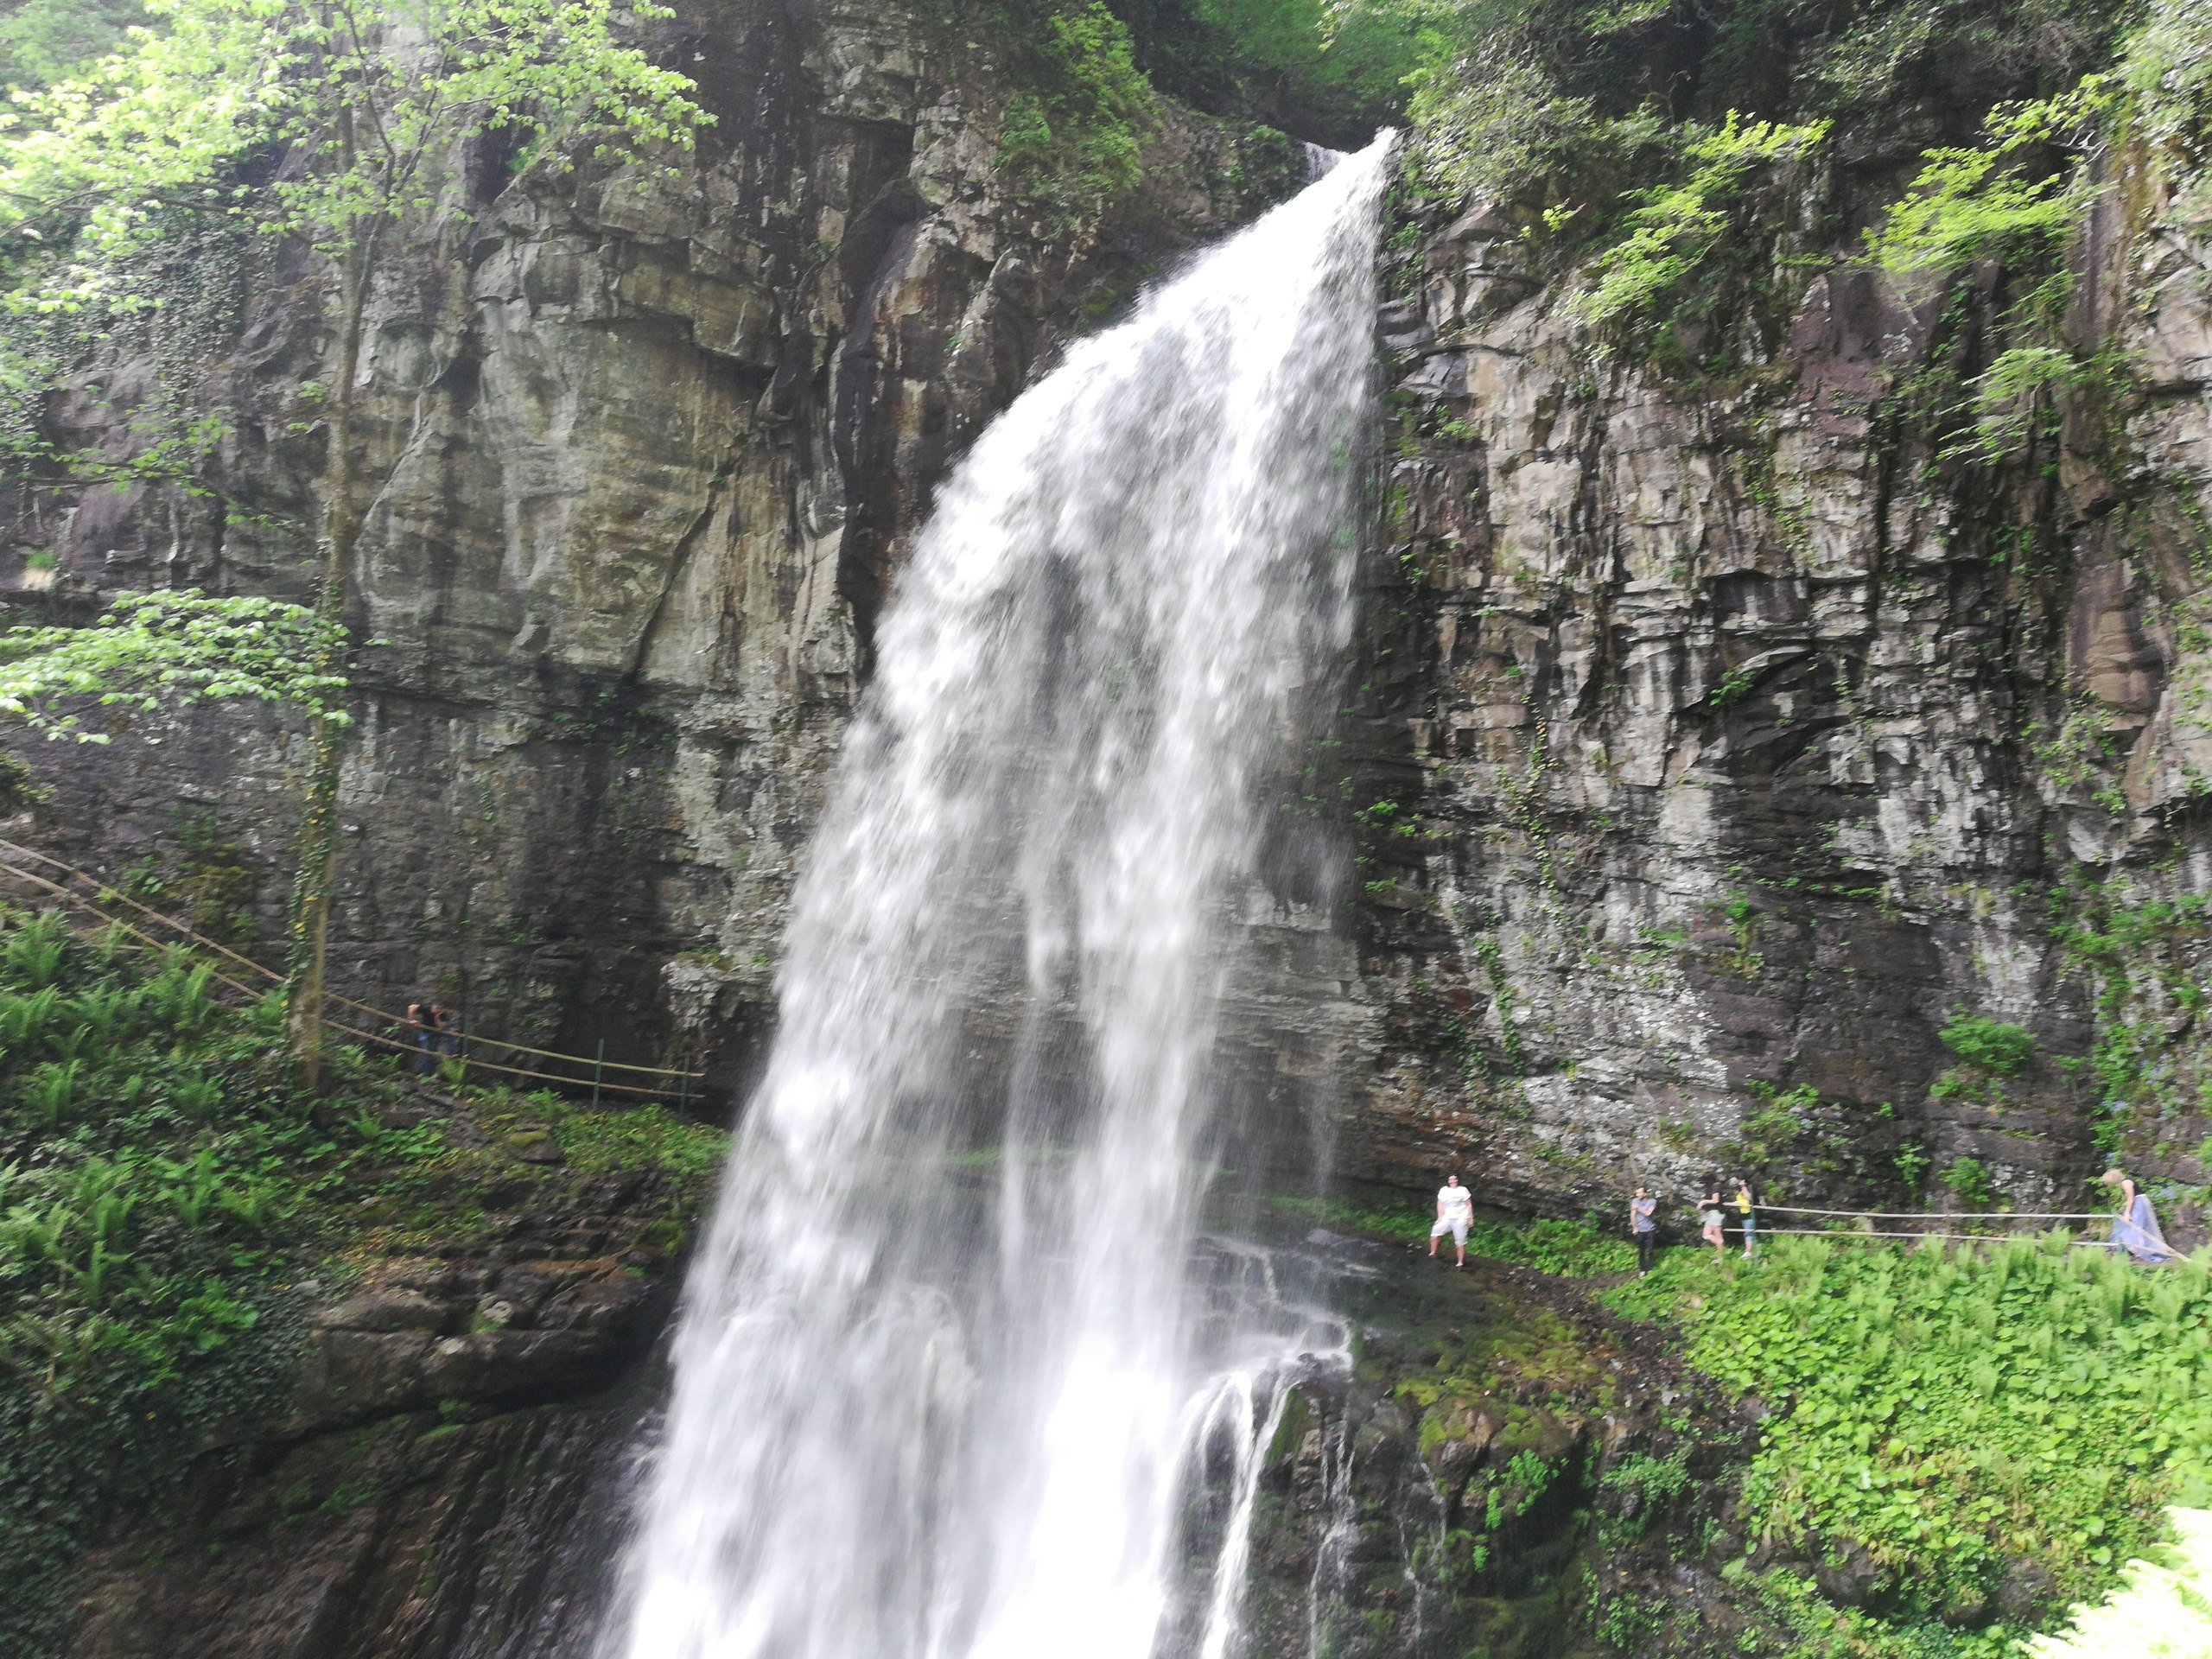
top-left (1174, 1217), bottom-right (1766, 1659)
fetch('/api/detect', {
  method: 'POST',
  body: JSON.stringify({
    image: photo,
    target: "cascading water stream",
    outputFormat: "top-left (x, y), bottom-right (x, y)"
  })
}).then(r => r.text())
top-left (606, 132), bottom-right (1393, 1659)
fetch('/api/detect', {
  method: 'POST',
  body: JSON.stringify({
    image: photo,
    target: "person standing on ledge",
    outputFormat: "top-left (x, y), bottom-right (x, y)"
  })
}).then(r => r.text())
top-left (2103, 1169), bottom-right (2181, 1265)
top-left (1431, 1173), bottom-right (1473, 1269)
top-left (1700, 1186), bottom-right (1726, 1256)
top-left (1733, 1177), bottom-right (1758, 1260)
top-left (1629, 1185), bottom-right (1658, 1274)
top-left (407, 998), bottom-right (454, 1076)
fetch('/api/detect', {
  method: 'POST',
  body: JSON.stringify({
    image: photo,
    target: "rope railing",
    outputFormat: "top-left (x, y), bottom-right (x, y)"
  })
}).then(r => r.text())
top-left (1691, 1203), bottom-right (2142, 1254)
top-left (0, 855), bottom-right (279, 1007)
top-left (0, 836), bottom-right (706, 1084)
top-left (1762, 1204), bottom-right (2104, 1222)
top-left (0, 841), bottom-right (707, 1105)
top-left (1760, 1227), bottom-right (2118, 1246)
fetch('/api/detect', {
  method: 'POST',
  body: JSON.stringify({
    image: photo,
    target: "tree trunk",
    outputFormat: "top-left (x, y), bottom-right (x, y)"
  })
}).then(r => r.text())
top-left (286, 229), bottom-right (372, 1090)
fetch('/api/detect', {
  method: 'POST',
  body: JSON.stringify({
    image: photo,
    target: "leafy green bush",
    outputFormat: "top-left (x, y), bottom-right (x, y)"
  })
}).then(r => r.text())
top-left (1404, 45), bottom-right (1631, 214)
top-left (1941, 1154), bottom-right (1996, 1207)
top-left (987, 0), bottom-right (1157, 227)
top-left (1616, 1235), bottom-right (2212, 1640)
top-left (0, 910), bottom-right (334, 1646)
top-left (1938, 1014), bottom-right (2038, 1076)
top-left (517, 1087), bottom-right (726, 1181)
top-left (1867, 87), bottom-right (2107, 278)
top-left (1573, 112), bottom-right (1827, 336)
top-left (0, 905), bottom-right (726, 1650)
top-left (0, 0), bottom-right (143, 91)
top-left (1600, 1446), bottom-right (1692, 1519)
top-left (2124, 0), bottom-right (2212, 173)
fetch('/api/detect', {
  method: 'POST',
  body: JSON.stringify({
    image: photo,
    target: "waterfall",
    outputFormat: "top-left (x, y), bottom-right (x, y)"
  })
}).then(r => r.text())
top-left (606, 132), bottom-right (1393, 1659)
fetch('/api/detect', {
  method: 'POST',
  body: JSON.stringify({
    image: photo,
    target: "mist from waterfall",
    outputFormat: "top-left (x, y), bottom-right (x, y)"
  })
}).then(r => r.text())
top-left (606, 133), bottom-right (1393, 1659)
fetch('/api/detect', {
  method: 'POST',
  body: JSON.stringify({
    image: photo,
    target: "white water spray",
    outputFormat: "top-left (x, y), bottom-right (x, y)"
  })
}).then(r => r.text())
top-left (607, 133), bottom-right (1393, 1659)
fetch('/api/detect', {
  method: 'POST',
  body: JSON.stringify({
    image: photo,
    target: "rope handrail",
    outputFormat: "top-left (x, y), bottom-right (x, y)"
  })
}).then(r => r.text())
top-left (311, 1007), bottom-right (704, 1100)
top-left (10, 869), bottom-right (695, 1102)
top-left (0, 836), bottom-right (703, 1084)
top-left (0, 857), bottom-right (280, 1006)
top-left (0, 852), bottom-right (701, 1100)
top-left (1762, 1227), bottom-right (2116, 1245)
top-left (1762, 1205), bottom-right (2105, 1222)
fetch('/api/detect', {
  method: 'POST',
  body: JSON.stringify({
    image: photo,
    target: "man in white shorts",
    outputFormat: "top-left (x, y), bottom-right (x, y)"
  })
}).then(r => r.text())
top-left (1430, 1173), bottom-right (1473, 1268)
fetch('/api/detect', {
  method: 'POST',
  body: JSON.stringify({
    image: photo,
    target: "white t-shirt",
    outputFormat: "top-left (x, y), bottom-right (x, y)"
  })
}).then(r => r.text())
top-left (1437, 1184), bottom-right (1472, 1218)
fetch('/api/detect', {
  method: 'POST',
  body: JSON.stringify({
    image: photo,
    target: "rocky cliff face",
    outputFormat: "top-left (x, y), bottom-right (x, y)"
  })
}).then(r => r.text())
top-left (1, 32), bottom-right (1306, 1649)
top-left (1332, 145), bottom-right (2212, 1234)
top-left (2, 0), bottom-right (1299, 1092)
top-left (70, 1241), bottom-right (661, 1659)
top-left (10, 1), bottom-right (2211, 1244)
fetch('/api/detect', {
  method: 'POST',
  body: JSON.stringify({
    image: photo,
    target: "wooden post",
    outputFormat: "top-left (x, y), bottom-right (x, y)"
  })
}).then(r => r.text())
top-left (591, 1039), bottom-right (604, 1109)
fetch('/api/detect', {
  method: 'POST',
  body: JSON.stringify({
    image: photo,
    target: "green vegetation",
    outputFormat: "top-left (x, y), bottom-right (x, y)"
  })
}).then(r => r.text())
top-left (2051, 889), bottom-right (2212, 1163)
top-left (1263, 1193), bottom-right (1637, 1274)
top-left (1941, 1154), bottom-right (1998, 1207)
top-left (1709, 665), bottom-right (1758, 710)
top-left (1938, 1015), bottom-right (2039, 1077)
top-left (1106, 0), bottom-right (1433, 144)
top-left (1319, 0), bottom-right (2204, 392)
top-left (1738, 1079), bottom-right (1817, 1168)
top-left (0, 589), bottom-right (346, 741)
top-left (1572, 113), bottom-right (1827, 346)
top-left (0, 0), bottom-right (708, 1083)
top-left (0, 902), bottom-right (722, 1649)
top-left (1929, 1014), bottom-right (2041, 1116)
top-left (1866, 87), bottom-right (2107, 280)
top-left (991, 0), bottom-right (1158, 225)
top-left (1611, 1234), bottom-right (2212, 1654)
top-left (0, 0), bottom-right (143, 92)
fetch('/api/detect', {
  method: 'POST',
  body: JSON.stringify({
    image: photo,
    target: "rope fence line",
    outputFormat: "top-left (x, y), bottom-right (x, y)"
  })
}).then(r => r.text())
top-left (1763, 1205), bottom-right (2103, 1222)
top-left (1682, 1201), bottom-right (2155, 1255)
top-left (0, 855), bottom-right (282, 1007)
top-left (0, 844), bottom-right (705, 1104)
top-left (1761, 1227), bottom-right (2118, 1246)
top-left (0, 836), bottom-right (702, 1084)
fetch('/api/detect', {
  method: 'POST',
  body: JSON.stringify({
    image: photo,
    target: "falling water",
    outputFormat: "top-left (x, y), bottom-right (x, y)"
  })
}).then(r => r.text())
top-left (607, 132), bottom-right (1394, 1659)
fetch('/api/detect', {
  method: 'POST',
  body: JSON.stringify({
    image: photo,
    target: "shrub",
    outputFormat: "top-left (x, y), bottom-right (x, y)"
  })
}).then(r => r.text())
top-left (0, 902), bottom-right (729, 1649)
top-left (1573, 112), bottom-right (1827, 339)
top-left (1614, 1236), bottom-right (2212, 1633)
top-left (1941, 1154), bottom-right (1996, 1207)
top-left (1939, 1014), bottom-right (2038, 1075)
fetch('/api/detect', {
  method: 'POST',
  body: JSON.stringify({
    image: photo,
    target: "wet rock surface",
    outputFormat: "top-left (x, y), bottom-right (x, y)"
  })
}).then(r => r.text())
top-left (1328, 158), bottom-right (2212, 1226)
top-left (1174, 1226), bottom-right (1758, 1659)
top-left (0, 0), bottom-right (1302, 1098)
top-left (67, 1390), bottom-right (642, 1659)
top-left (58, 1087), bottom-right (697, 1659)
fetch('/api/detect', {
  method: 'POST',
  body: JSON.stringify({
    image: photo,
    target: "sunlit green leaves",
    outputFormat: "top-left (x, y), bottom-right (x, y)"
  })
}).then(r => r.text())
top-left (1627, 1235), bottom-right (2212, 1627)
top-left (0, 588), bottom-right (348, 739)
top-left (1573, 112), bottom-right (1827, 334)
top-left (1866, 85), bottom-right (2113, 280)
top-left (0, 0), bottom-right (708, 307)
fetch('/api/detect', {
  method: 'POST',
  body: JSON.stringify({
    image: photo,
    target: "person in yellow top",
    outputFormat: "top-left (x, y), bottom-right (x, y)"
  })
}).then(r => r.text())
top-left (1732, 1178), bottom-right (1757, 1259)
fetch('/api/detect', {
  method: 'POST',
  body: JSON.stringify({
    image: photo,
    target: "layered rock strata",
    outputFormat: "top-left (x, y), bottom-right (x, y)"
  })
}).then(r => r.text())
top-left (1336, 160), bottom-right (2212, 1229)
top-left (1, 0), bottom-right (1298, 1092)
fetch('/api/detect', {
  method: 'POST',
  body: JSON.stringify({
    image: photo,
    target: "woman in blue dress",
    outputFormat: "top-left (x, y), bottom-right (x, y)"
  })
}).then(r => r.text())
top-left (2101, 1169), bottom-right (2182, 1266)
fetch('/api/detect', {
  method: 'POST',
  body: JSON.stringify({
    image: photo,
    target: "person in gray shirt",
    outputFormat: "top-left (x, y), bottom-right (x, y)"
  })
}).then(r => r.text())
top-left (1629, 1186), bottom-right (1657, 1274)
